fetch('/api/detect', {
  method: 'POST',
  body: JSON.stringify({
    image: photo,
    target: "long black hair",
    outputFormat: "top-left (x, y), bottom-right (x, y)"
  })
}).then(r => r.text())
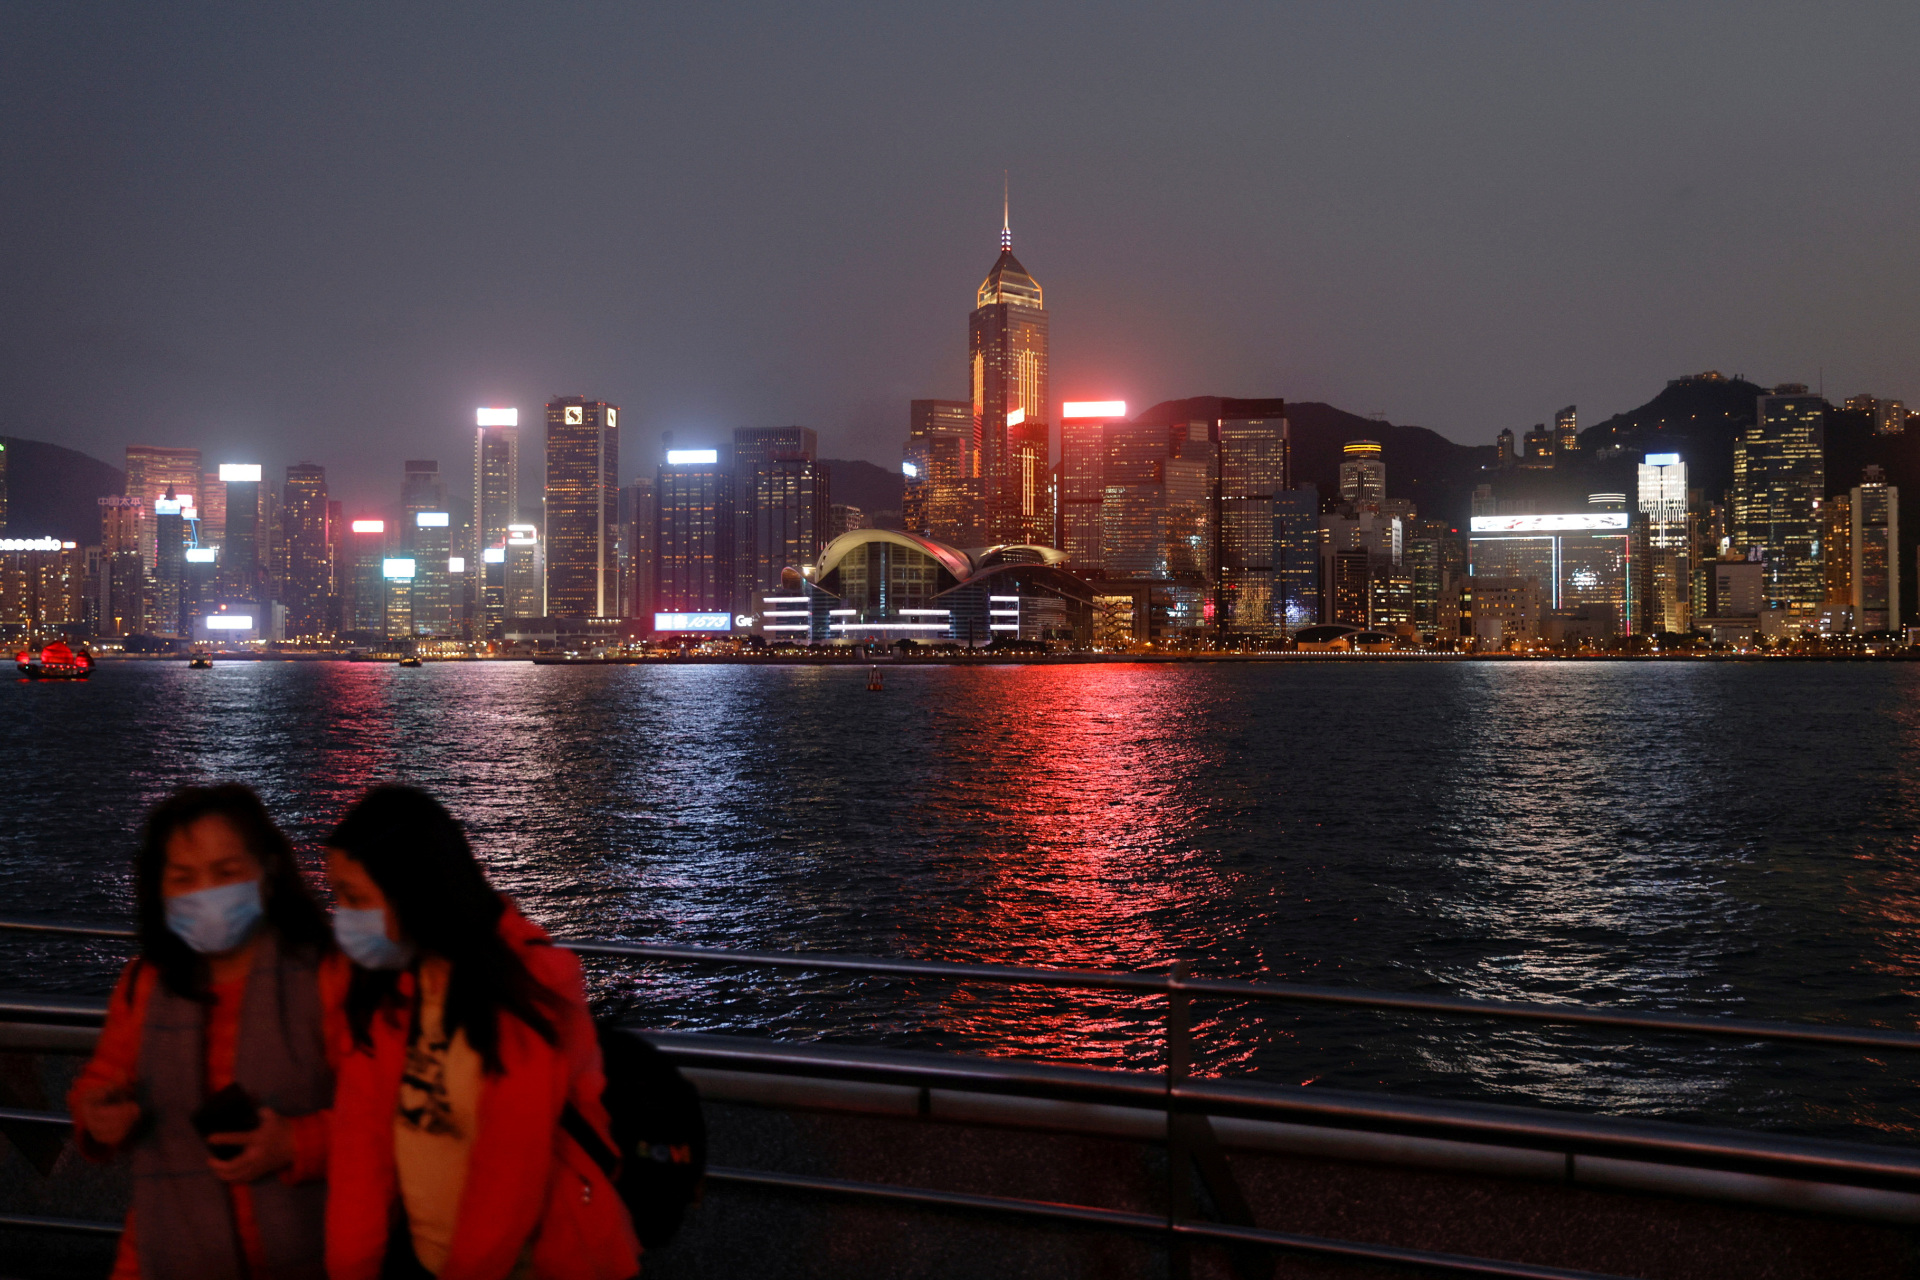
top-left (328, 785), bottom-right (559, 1071)
top-left (133, 784), bottom-right (332, 1003)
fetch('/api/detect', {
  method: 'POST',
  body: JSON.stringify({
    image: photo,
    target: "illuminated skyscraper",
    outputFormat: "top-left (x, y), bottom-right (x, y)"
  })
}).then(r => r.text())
top-left (1733, 388), bottom-right (1826, 613)
top-left (1100, 422), bottom-right (1212, 638)
top-left (401, 461), bottom-right (444, 546)
top-left (655, 449), bottom-right (733, 617)
top-left (904, 400), bottom-right (971, 541)
top-left (95, 497), bottom-right (146, 636)
top-left (622, 479), bottom-right (656, 620)
top-left (125, 446), bottom-right (202, 571)
top-left (1338, 441), bottom-right (1385, 506)
top-left (544, 397), bottom-right (620, 618)
top-left (1852, 466), bottom-right (1899, 631)
top-left (1217, 413), bottom-right (1289, 634)
top-left (152, 491), bottom-right (187, 637)
top-left (1273, 485), bottom-right (1322, 630)
top-left (218, 464), bottom-right (263, 608)
top-left (410, 511), bottom-right (452, 636)
top-left (346, 520), bottom-right (388, 637)
top-left (504, 524), bottom-right (544, 620)
top-left (970, 197), bottom-right (1049, 544)
top-left (1058, 402), bottom-right (1126, 573)
top-left (282, 464), bottom-right (331, 639)
top-left (473, 411), bottom-right (520, 561)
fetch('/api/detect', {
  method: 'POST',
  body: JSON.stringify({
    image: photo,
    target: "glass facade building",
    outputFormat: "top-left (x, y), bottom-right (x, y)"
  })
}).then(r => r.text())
top-left (544, 398), bottom-right (620, 618)
top-left (1852, 468), bottom-right (1899, 631)
top-left (1733, 391), bottom-right (1826, 613)
top-left (655, 456), bottom-right (734, 616)
top-left (1217, 415), bottom-right (1288, 635)
top-left (1468, 511), bottom-right (1640, 633)
top-left (281, 463), bottom-right (331, 639)
top-left (970, 214), bottom-right (1050, 545)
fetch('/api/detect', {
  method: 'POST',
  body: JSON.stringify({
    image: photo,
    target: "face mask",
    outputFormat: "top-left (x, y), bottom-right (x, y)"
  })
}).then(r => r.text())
top-left (333, 906), bottom-right (415, 970)
top-left (165, 878), bottom-right (265, 955)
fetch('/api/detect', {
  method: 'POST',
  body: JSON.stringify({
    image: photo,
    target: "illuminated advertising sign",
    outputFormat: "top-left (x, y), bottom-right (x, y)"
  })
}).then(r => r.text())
top-left (350, 519), bottom-right (385, 534)
top-left (482, 546), bottom-right (506, 564)
top-left (0, 537), bottom-right (64, 551)
top-left (1469, 513), bottom-right (1630, 533)
top-left (1006, 407), bottom-right (1025, 427)
top-left (154, 498), bottom-right (182, 515)
top-left (184, 548), bottom-right (217, 563)
top-left (477, 407), bottom-right (518, 427)
top-left (666, 449), bottom-right (718, 466)
top-left (1645, 453), bottom-right (1681, 467)
top-left (206, 615), bottom-right (253, 631)
top-left (448, 556), bottom-right (465, 573)
top-left (653, 612), bottom-right (731, 632)
top-left (218, 464), bottom-right (262, 483)
top-left (382, 558), bottom-right (416, 580)
top-left (1063, 400), bottom-right (1127, 420)
top-left (901, 460), bottom-right (919, 478)
top-left (506, 523), bottom-right (537, 546)
top-left (416, 511), bottom-right (449, 527)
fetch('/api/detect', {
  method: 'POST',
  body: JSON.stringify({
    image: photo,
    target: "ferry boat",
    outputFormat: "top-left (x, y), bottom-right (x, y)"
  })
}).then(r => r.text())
top-left (14, 640), bottom-right (94, 679)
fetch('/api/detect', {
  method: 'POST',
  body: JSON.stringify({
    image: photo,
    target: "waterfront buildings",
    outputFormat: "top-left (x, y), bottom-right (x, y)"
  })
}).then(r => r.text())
top-left (505, 523), bottom-right (543, 620)
top-left (1273, 485), bottom-right (1322, 631)
top-left (1733, 387), bottom-right (1826, 615)
top-left (218, 463), bottom-right (263, 612)
top-left (473, 409), bottom-right (519, 622)
top-left (544, 397), bottom-right (620, 619)
top-left (732, 427), bottom-right (825, 612)
top-left (622, 478), bottom-right (655, 622)
top-left (1057, 401), bottom-right (1123, 574)
top-left (410, 510), bottom-right (453, 637)
top-left (970, 206), bottom-right (1050, 545)
top-left (758, 528), bottom-right (1091, 647)
top-left (1468, 502), bottom-right (1638, 635)
top-left (346, 519), bottom-right (387, 636)
top-left (1637, 453), bottom-right (1689, 633)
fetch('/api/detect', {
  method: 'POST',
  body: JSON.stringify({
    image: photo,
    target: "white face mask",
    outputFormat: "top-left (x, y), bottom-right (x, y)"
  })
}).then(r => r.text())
top-left (332, 906), bottom-right (415, 970)
top-left (165, 878), bottom-right (264, 954)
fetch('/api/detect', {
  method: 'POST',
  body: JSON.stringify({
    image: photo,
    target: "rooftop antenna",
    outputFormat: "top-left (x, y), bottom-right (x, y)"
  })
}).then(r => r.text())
top-left (1001, 171), bottom-right (1011, 252)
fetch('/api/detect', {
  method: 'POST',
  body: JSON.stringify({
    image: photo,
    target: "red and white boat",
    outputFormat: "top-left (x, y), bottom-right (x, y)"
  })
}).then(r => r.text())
top-left (15, 640), bottom-right (93, 679)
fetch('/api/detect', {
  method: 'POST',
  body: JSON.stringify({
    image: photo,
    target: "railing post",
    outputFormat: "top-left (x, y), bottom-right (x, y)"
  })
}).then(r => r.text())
top-left (1167, 960), bottom-right (1191, 1280)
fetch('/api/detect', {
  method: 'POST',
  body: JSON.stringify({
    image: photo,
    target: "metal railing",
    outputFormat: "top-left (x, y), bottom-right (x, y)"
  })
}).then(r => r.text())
top-left (5, 914), bottom-right (1920, 1280)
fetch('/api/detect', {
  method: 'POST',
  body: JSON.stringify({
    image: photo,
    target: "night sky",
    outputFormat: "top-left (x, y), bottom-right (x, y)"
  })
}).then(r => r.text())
top-left (5, 3), bottom-right (1918, 509)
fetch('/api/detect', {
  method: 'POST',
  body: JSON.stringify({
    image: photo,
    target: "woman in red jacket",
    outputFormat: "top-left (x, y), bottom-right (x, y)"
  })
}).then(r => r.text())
top-left (69, 783), bottom-right (350, 1280)
top-left (322, 785), bottom-right (639, 1280)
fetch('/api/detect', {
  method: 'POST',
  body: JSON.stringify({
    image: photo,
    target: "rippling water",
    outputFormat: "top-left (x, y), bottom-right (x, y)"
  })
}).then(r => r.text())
top-left (5, 659), bottom-right (1920, 1141)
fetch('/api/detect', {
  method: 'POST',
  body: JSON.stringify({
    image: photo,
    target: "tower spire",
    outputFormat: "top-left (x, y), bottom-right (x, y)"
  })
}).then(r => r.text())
top-left (1001, 172), bottom-right (1011, 252)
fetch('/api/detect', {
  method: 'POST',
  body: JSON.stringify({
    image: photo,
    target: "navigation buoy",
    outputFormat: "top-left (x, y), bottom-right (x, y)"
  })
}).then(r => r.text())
top-left (868, 665), bottom-right (883, 691)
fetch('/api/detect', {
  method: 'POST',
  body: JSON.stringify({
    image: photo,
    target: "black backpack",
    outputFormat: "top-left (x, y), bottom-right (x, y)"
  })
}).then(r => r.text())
top-left (561, 1024), bottom-right (708, 1250)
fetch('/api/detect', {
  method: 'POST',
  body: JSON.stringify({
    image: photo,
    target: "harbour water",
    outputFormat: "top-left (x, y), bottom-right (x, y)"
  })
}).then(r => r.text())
top-left (5, 659), bottom-right (1920, 1142)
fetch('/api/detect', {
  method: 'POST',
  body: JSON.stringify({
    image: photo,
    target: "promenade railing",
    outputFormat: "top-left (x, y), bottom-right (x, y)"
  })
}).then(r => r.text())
top-left (4, 914), bottom-right (1920, 1280)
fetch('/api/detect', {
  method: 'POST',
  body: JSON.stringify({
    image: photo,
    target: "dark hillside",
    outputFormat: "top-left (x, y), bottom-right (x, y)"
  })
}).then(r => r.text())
top-left (820, 458), bottom-right (903, 519)
top-left (1578, 374), bottom-right (1770, 502)
top-left (1, 437), bottom-right (124, 542)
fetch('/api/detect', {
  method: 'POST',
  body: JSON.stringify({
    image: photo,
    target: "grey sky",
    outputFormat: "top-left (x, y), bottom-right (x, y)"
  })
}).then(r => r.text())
top-left (3, 2), bottom-right (1917, 510)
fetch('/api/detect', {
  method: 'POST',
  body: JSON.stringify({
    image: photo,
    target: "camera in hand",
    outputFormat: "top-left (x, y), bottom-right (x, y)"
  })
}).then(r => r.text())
top-left (190, 1083), bottom-right (260, 1160)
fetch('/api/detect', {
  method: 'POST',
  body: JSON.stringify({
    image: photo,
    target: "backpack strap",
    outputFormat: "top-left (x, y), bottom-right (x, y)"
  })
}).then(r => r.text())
top-left (560, 1103), bottom-right (620, 1180)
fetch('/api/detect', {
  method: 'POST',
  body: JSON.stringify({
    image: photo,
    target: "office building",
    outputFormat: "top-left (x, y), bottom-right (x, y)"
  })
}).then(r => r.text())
top-left (1274, 485), bottom-right (1322, 631)
top-left (969, 201), bottom-right (1050, 544)
top-left (1852, 466), bottom-right (1899, 631)
top-left (217, 464), bottom-right (263, 608)
top-left (1058, 401), bottom-right (1126, 574)
top-left (656, 449), bottom-right (733, 619)
top-left (1470, 578), bottom-right (1544, 651)
top-left (151, 491), bottom-right (187, 637)
top-left (381, 554), bottom-right (414, 640)
top-left (473, 411), bottom-right (520, 552)
top-left (345, 520), bottom-right (388, 637)
top-left (410, 511), bottom-right (453, 636)
top-left (1406, 518), bottom-right (1464, 641)
top-left (827, 504), bottom-right (865, 538)
top-left (1733, 387), bottom-right (1826, 613)
top-left (281, 464), bottom-right (330, 639)
top-left (505, 524), bottom-right (544, 620)
top-left (1824, 494), bottom-right (1853, 607)
top-left (1845, 394), bottom-right (1907, 436)
top-left (94, 497), bottom-right (146, 636)
top-left (904, 400), bottom-right (970, 539)
top-left (1468, 503), bottom-right (1639, 634)
top-left (0, 440), bottom-right (7, 533)
top-left (1100, 423), bottom-right (1211, 582)
top-left (125, 446), bottom-right (201, 572)
top-left (1554, 406), bottom-right (1579, 456)
top-left (197, 471), bottom-right (226, 549)
top-left (1522, 425), bottom-right (1554, 466)
top-left (1637, 452), bottom-right (1690, 633)
top-left (1338, 441), bottom-right (1385, 507)
top-left (0, 538), bottom-right (86, 636)
top-left (732, 427), bottom-right (821, 611)
top-left (1217, 413), bottom-right (1288, 635)
top-left (545, 397), bottom-right (620, 618)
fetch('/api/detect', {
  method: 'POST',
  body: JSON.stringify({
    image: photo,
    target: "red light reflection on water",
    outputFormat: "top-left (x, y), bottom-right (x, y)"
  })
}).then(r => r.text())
top-left (908, 664), bottom-right (1231, 1070)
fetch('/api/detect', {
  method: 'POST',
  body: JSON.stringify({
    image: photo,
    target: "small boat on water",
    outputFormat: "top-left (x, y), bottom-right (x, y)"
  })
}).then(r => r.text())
top-left (16, 640), bottom-right (94, 680)
top-left (188, 652), bottom-right (213, 669)
top-left (398, 655), bottom-right (423, 667)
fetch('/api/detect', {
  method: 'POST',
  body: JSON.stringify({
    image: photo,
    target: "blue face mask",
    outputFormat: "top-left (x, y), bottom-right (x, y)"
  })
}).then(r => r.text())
top-left (333, 907), bottom-right (414, 971)
top-left (165, 878), bottom-right (265, 955)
